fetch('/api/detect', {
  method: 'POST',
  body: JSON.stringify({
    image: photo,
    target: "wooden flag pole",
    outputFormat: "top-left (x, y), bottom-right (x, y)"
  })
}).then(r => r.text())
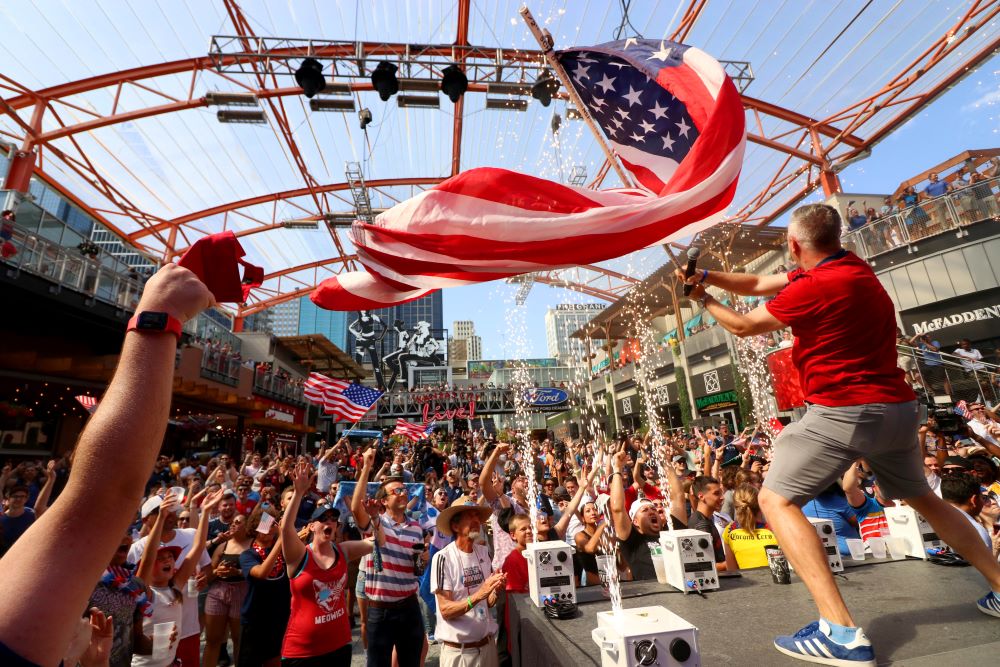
top-left (519, 5), bottom-right (633, 189)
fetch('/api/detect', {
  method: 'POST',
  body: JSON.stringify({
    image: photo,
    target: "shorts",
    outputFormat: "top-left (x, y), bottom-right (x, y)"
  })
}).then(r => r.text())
top-left (355, 568), bottom-right (367, 601)
top-left (282, 644), bottom-right (352, 666)
top-left (763, 400), bottom-right (930, 506)
top-left (205, 580), bottom-right (247, 619)
top-left (897, 355), bottom-right (916, 372)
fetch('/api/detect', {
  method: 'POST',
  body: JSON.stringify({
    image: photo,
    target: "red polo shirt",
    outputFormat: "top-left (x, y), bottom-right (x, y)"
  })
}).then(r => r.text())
top-left (765, 251), bottom-right (914, 407)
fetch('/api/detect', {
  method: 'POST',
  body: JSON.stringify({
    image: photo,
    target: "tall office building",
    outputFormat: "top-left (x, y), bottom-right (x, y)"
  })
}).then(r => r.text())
top-left (452, 320), bottom-right (482, 360)
top-left (544, 303), bottom-right (606, 363)
top-left (271, 299), bottom-right (301, 337)
top-left (298, 297), bottom-right (348, 349)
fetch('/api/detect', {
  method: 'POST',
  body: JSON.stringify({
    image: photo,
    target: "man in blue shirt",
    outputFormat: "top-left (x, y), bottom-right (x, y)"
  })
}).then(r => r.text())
top-left (922, 172), bottom-right (951, 228)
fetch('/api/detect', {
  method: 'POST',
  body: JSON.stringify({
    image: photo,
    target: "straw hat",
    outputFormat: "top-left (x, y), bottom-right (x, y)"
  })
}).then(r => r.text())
top-left (435, 495), bottom-right (492, 537)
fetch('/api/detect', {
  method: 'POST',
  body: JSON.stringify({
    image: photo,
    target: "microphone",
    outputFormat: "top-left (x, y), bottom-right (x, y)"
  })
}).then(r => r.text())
top-left (682, 247), bottom-right (701, 296)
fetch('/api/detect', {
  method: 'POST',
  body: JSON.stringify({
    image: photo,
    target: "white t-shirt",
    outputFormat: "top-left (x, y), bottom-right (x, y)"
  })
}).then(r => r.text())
top-left (968, 419), bottom-right (1000, 447)
top-left (958, 509), bottom-right (992, 551)
top-left (130, 585), bottom-right (183, 667)
top-left (127, 528), bottom-right (210, 639)
top-left (430, 541), bottom-right (497, 643)
top-left (953, 347), bottom-right (984, 371)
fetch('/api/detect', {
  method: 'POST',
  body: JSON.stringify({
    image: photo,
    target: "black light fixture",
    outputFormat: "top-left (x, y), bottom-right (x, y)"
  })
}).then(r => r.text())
top-left (294, 58), bottom-right (326, 98)
top-left (359, 108), bottom-right (372, 130)
top-left (440, 64), bottom-right (468, 103)
top-left (531, 70), bottom-right (560, 107)
top-left (371, 61), bottom-right (400, 101)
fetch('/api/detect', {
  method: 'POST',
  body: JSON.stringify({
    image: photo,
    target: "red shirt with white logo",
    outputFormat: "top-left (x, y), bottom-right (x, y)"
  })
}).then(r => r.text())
top-left (765, 251), bottom-right (914, 407)
top-left (282, 544), bottom-right (351, 658)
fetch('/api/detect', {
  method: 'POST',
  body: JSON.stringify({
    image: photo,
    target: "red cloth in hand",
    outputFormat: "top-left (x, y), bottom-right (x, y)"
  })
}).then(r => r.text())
top-left (177, 231), bottom-right (263, 303)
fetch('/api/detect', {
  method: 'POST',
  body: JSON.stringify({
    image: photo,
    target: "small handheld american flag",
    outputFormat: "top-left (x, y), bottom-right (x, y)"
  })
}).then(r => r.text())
top-left (303, 372), bottom-right (384, 422)
top-left (393, 418), bottom-right (434, 441)
top-left (75, 395), bottom-right (98, 414)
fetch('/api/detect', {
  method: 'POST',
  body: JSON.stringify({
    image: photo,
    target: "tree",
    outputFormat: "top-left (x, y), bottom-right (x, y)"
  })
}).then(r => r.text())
top-left (675, 366), bottom-right (693, 428)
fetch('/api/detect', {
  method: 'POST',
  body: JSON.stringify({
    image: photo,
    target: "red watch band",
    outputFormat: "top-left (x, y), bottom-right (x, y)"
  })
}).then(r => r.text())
top-left (126, 312), bottom-right (183, 339)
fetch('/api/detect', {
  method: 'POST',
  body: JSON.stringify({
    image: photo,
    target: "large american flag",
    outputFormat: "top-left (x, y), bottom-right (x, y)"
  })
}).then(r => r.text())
top-left (393, 418), bottom-right (434, 441)
top-left (311, 38), bottom-right (745, 310)
top-left (303, 372), bottom-right (384, 421)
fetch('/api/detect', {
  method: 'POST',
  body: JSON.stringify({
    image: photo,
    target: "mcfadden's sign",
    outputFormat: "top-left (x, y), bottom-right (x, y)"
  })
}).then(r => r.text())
top-left (906, 304), bottom-right (1000, 336)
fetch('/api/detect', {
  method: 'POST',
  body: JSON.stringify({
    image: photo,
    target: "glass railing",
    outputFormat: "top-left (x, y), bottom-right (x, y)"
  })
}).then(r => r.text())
top-left (252, 365), bottom-right (306, 404)
top-left (896, 344), bottom-right (999, 405)
top-left (199, 344), bottom-right (241, 386)
top-left (1, 224), bottom-right (145, 310)
top-left (844, 176), bottom-right (1000, 260)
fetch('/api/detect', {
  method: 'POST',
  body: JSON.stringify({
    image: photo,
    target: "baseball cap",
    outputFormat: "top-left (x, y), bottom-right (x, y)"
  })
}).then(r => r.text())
top-left (156, 545), bottom-right (183, 560)
top-left (552, 486), bottom-right (571, 502)
top-left (140, 496), bottom-right (163, 519)
top-left (310, 505), bottom-right (341, 522)
top-left (942, 455), bottom-right (970, 470)
top-left (628, 498), bottom-right (655, 521)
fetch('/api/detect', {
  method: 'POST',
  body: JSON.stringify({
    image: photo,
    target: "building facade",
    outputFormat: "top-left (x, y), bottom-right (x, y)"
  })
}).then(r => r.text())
top-left (544, 303), bottom-right (606, 363)
top-left (271, 299), bottom-right (301, 338)
top-left (452, 319), bottom-right (482, 361)
top-left (297, 297), bottom-right (348, 349)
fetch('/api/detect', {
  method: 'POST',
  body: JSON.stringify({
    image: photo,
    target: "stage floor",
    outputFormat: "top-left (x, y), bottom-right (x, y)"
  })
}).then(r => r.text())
top-left (510, 557), bottom-right (1000, 666)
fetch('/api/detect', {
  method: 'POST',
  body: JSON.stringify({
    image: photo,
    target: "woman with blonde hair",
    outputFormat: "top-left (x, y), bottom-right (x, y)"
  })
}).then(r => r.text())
top-left (722, 484), bottom-right (778, 569)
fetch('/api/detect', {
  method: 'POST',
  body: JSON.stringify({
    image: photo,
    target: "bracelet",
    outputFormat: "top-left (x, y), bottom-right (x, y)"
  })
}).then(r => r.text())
top-left (467, 596), bottom-right (474, 610)
top-left (699, 269), bottom-right (709, 284)
top-left (610, 471), bottom-right (622, 478)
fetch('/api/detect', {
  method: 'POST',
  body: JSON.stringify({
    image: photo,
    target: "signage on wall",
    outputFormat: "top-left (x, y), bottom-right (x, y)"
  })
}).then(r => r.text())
top-left (900, 289), bottom-right (1000, 344)
top-left (556, 303), bottom-right (606, 311)
top-left (695, 390), bottom-right (738, 412)
top-left (907, 304), bottom-right (1000, 336)
top-left (704, 370), bottom-right (721, 393)
top-left (621, 396), bottom-right (633, 415)
top-left (523, 387), bottom-right (569, 407)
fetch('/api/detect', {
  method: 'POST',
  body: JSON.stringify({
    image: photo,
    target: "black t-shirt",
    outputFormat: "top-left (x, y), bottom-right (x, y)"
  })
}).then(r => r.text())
top-left (239, 547), bottom-right (291, 628)
top-left (619, 527), bottom-right (660, 581)
top-left (688, 510), bottom-right (725, 563)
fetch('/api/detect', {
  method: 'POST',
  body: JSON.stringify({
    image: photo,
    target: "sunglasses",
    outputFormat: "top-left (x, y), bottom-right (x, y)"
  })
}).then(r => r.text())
top-left (388, 487), bottom-right (407, 496)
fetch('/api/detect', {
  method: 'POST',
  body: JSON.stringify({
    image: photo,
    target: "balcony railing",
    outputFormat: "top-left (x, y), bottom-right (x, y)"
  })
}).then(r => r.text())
top-left (1, 224), bottom-right (145, 310)
top-left (896, 344), bottom-right (999, 405)
top-left (199, 344), bottom-right (241, 386)
top-left (253, 366), bottom-right (306, 405)
top-left (843, 177), bottom-right (1000, 260)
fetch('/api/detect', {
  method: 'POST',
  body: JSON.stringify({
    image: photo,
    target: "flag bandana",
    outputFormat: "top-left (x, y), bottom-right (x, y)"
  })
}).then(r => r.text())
top-left (311, 38), bottom-right (745, 311)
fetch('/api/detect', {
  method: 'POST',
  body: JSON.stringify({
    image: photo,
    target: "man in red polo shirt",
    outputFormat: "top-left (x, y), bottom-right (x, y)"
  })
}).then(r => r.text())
top-left (678, 203), bottom-right (1000, 666)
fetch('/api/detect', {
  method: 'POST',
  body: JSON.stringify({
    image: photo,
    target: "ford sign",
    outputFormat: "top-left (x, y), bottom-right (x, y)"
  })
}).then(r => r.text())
top-left (523, 387), bottom-right (569, 407)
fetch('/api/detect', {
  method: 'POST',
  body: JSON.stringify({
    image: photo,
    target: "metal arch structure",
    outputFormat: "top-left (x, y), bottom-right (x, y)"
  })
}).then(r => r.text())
top-left (0, 1), bottom-right (997, 320)
top-left (505, 265), bottom-right (640, 303)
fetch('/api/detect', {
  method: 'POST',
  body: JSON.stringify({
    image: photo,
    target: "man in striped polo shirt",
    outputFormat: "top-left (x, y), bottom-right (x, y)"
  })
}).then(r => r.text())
top-left (352, 447), bottom-right (426, 667)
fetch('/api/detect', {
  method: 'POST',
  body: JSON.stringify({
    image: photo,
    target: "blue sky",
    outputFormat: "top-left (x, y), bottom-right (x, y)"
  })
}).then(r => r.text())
top-left (446, 59), bottom-right (1000, 358)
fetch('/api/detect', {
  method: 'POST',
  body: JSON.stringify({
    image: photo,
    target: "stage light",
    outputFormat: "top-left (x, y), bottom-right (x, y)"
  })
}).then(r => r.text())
top-left (359, 108), bottom-right (372, 130)
top-left (440, 65), bottom-right (468, 103)
top-left (204, 92), bottom-right (260, 107)
top-left (550, 113), bottom-right (562, 134)
top-left (485, 98), bottom-right (528, 111)
top-left (371, 61), bottom-right (400, 101)
top-left (294, 58), bottom-right (327, 98)
top-left (487, 82), bottom-right (532, 96)
top-left (217, 109), bottom-right (267, 124)
top-left (280, 219), bottom-right (320, 230)
top-left (397, 94), bottom-right (439, 109)
top-left (308, 97), bottom-right (356, 112)
top-left (531, 70), bottom-right (560, 107)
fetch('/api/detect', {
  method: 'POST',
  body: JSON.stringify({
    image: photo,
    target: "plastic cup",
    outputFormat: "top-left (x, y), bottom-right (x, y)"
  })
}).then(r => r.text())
top-left (866, 537), bottom-right (887, 559)
top-left (151, 622), bottom-right (173, 658)
top-left (845, 538), bottom-right (865, 561)
top-left (765, 545), bottom-right (790, 584)
top-left (886, 536), bottom-right (908, 560)
top-left (595, 554), bottom-right (614, 598)
top-left (651, 546), bottom-right (668, 584)
top-left (186, 577), bottom-right (198, 597)
top-left (169, 486), bottom-right (186, 503)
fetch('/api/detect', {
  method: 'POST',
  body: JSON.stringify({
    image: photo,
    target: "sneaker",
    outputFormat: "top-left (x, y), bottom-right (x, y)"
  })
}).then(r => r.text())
top-left (427, 634), bottom-right (438, 645)
top-left (773, 621), bottom-right (876, 666)
top-left (977, 591), bottom-right (1000, 618)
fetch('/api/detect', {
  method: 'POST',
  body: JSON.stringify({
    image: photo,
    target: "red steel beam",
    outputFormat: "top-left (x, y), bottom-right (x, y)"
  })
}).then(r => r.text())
top-left (451, 0), bottom-right (472, 177)
top-left (671, 0), bottom-right (709, 42)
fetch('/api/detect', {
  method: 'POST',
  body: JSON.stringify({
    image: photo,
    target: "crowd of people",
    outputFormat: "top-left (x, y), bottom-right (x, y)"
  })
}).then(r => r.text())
top-left (3, 399), bottom-right (998, 666)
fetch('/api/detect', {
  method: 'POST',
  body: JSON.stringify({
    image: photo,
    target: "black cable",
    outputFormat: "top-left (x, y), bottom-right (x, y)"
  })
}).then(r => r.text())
top-left (613, 0), bottom-right (644, 41)
top-left (542, 598), bottom-right (578, 619)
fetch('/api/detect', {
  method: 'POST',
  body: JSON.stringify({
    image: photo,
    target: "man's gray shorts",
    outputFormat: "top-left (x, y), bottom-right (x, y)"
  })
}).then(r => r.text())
top-left (763, 400), bottom-right (931, 506)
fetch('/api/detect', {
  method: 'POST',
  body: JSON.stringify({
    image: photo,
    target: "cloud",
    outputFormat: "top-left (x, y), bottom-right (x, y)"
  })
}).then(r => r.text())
top-left (961, 88), bottom-right (1000, 113)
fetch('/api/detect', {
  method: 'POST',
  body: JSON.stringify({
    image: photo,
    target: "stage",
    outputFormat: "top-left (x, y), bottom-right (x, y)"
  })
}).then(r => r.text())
top-left (508, 558), bottom-right (1000, 666)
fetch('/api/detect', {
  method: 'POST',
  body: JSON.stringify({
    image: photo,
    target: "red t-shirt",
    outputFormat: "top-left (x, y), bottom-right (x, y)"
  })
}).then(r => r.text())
top-left (765, 251), bottom-right (914, 406)
top-left (502, 548), bottom-right (529, 593)
top-left (623, 482), bottom-right (664, 509)
top-left (282, 545), bottom-right (351, 658)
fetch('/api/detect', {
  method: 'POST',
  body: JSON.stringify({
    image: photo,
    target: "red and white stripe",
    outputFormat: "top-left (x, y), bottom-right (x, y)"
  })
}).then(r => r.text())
top-left (394, 418), bottom-right (429, 441)
top-left (303, 372), bottom-right (378, 421)
top-left (75, 395), bottom-right (98, 414)
top-left (311, 43), bottom-right (745, 311)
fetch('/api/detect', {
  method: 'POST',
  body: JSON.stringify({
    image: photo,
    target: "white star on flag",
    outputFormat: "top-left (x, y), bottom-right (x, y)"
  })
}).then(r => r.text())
top-left (630, 132), bottom-right (644, 143)
top-left (591, 96), bottom-right (607, 109)
top-left (623, 85), bottom-right (643, 107)
top-left (639, 119), bottom-right (656, 134)
top-left (596, 74), bottom-right (616, 93)
top-left (647, 40), bottom-right (672, 62)
top-left (573, 62), bottom-right (591, 81)
top-left (614, 107), bottom-right (629, 120)
top-left (676, 117), bottom-right (692, 138)
top-left (609, 117), bottom-right (624, 130)
top-left (649, 101), bottom-right (669, 120)
top-left (662, 133), bottom-right (676, 150)
top-left (623, 37), bottom-right (638, 49)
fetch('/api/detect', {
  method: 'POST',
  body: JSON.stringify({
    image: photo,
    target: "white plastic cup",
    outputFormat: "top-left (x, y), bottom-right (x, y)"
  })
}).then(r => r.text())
top-left (595, 555), bottom-right (614, 599)
top-left (866, 537), bottom-right (887, 559)
top-left (186, 577), bottom-right (198, 597)
top-left (886, 536), bottom-right (908, 560)
top-left (650, 547), bottom-right (668, 584)
top-left (169, 486), bottom-right (186, 503)
top-left (151, 622), bottom-right (174, 658)
top-left (845, 538), bottom-right (865, 561)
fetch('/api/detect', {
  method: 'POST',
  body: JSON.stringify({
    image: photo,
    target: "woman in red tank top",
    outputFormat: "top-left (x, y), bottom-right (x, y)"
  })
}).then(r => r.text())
top-left (281, 462), bottom-right (384, 664)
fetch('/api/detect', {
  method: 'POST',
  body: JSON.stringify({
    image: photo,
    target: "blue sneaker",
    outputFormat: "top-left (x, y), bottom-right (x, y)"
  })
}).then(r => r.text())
top-left (977, 591), bottom-right (1000, 618)
top-left (773, 620), bottom-right (876, 666)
